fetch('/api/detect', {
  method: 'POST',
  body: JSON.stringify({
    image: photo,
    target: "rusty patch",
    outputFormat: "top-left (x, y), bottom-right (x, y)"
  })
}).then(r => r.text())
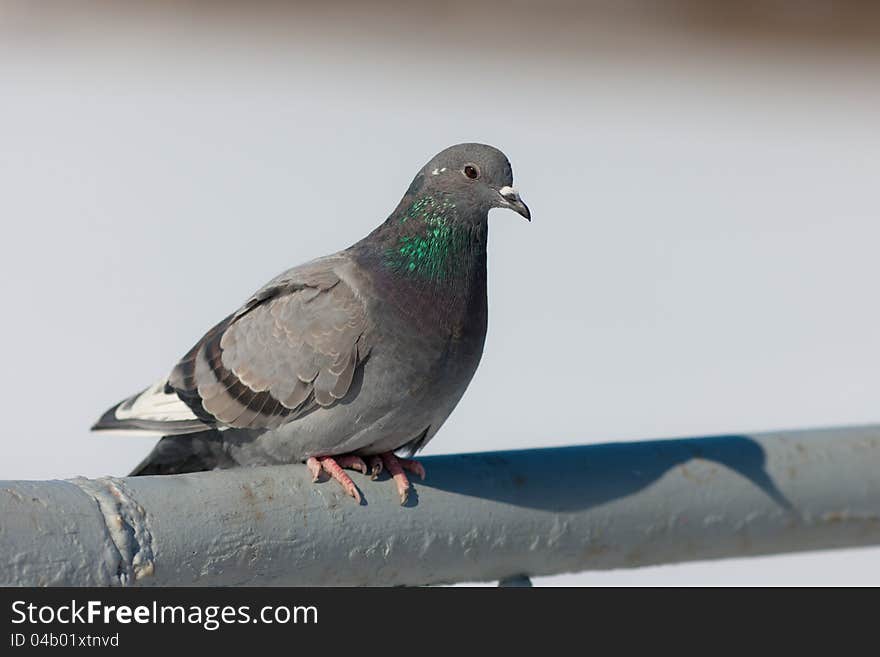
top-left (239, 483), bottom-right (264, 520)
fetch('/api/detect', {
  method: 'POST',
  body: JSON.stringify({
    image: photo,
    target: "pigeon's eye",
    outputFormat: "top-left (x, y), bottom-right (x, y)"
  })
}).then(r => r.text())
top-left (463, 164), bottom-right (480, 180)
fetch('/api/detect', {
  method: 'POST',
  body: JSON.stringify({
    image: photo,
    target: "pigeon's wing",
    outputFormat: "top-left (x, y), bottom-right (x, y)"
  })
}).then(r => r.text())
top-left (167, 256), bottom-right (371, 430)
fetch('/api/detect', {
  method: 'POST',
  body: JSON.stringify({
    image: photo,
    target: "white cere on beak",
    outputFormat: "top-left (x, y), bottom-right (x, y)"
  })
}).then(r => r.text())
top-left (499, 186), bottom-right (520, 201)
top-left (431, 167), bottom-right (447, 176)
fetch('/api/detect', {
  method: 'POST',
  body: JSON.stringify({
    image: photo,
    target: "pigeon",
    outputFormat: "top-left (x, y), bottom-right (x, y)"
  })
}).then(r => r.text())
top-left (92, 143), bottom-right (530, 504)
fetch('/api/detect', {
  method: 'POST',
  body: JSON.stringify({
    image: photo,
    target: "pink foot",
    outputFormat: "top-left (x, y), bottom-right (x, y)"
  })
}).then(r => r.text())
top-left (305, 452), bottom-right (426, 505)
top-left (306, 455), bottom-right (366, 503)
top-left (380, 452), bottom-right (426, 505)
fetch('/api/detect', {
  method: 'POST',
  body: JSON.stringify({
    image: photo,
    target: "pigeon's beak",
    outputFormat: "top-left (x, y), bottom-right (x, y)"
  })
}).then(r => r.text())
top-left (498, 186), bottom-right (531, 221)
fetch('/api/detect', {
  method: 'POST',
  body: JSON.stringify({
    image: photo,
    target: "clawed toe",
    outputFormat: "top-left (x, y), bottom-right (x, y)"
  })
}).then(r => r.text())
top-left (306, 456), bottom-right (322, 482)
top-left (306, 455), bottom-right (362, 503)
top-left (335, 455), bottom-right (368, 475)
top-left (397, 456), bottom-right (426, 481)
top-left (380, 452), bottom-right (425, 505)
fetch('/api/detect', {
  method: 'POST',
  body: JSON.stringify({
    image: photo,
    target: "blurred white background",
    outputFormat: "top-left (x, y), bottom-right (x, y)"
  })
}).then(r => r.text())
top-left (1, 1), bottom-right (879, 585)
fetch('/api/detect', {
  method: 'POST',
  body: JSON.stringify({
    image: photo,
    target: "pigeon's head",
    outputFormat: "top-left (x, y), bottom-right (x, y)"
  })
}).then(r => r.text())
top-left (413, 143), bottom-right (530, 221)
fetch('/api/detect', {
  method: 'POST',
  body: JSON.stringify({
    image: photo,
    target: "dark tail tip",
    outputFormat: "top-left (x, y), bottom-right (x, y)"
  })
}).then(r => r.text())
top-left (129, 431), bottom-right (234, 476)
top-left (90, 400), bottom-right (126, 432)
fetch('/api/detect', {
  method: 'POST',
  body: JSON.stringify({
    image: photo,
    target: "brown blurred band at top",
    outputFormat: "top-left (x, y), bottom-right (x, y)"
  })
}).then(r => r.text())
top-left (2, 1), bottom-right (880, 55)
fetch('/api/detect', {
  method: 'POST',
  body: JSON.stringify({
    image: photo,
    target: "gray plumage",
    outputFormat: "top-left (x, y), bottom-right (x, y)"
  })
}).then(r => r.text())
top-left (92, 143), bottom-right (530, 475)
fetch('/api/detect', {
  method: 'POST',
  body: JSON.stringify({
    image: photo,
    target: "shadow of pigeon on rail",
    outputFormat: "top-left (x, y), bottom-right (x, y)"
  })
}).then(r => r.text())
top-left (419, 435), bottom-right (794, 513)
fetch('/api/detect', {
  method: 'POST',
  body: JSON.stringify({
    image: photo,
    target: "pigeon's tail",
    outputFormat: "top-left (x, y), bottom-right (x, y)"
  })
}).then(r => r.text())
top-left (91, 379), bottom-right (212, 436)
top-left (129, 431), bottom-right (236, 476)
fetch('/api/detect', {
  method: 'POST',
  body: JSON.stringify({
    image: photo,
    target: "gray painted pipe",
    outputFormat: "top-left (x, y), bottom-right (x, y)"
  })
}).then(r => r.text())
top-left (2, 425), bottom-right (879, 586)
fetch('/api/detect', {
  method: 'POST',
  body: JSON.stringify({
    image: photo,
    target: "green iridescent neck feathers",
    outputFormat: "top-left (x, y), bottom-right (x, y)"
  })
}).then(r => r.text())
top-left (383, 196), bottom-right (483, 282)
